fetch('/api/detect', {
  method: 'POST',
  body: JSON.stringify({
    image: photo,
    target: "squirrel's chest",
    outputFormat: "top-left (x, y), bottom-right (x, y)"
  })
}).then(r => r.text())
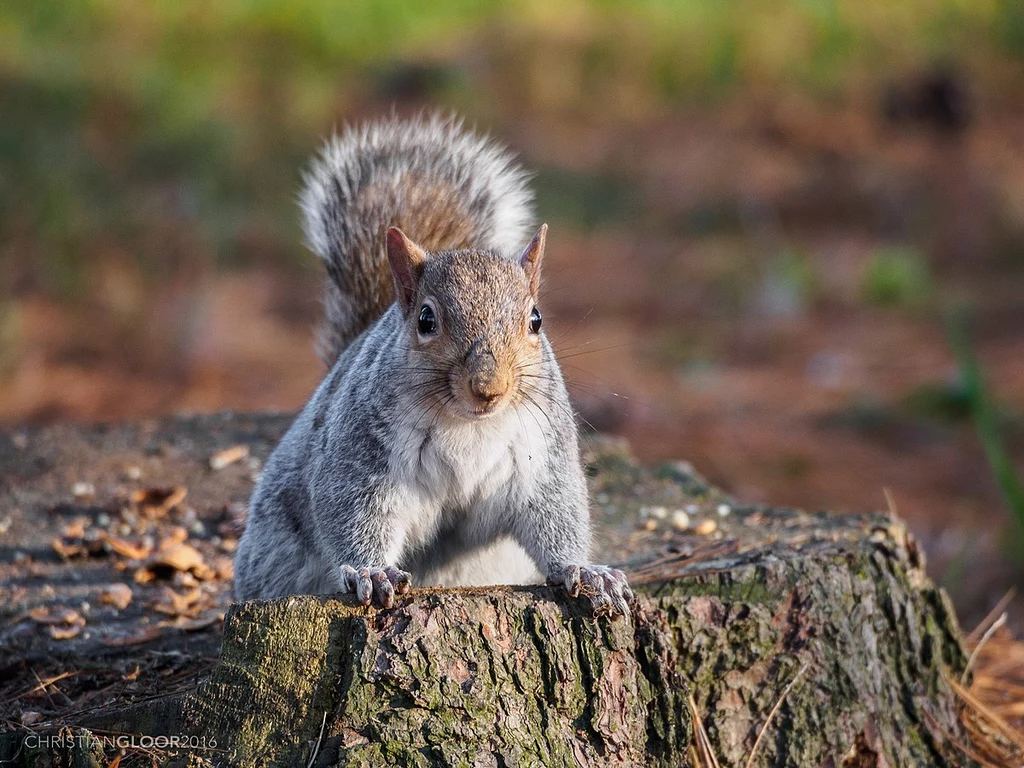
top-left (390, 412), bottom-right (543, 509)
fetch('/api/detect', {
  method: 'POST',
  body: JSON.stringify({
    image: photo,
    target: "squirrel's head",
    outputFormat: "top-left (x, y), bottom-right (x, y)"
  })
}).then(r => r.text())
top-left (386, 224), bottom-right (548, 420)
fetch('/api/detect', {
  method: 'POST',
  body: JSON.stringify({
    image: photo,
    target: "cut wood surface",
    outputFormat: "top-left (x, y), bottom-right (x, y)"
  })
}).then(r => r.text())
top-left (0, 413), bottom-right (969, 766)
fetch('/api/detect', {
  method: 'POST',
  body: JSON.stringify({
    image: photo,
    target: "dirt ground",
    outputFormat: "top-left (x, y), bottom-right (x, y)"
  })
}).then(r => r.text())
top-left (2, 98), bottom-right (1023, 632)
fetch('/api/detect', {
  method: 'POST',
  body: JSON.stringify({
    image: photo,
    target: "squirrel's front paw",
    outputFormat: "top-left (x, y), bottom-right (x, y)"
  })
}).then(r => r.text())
top-left (548, 564), bottom-right (634, 619)
top-left (340, 565), bottom-right (411, 608)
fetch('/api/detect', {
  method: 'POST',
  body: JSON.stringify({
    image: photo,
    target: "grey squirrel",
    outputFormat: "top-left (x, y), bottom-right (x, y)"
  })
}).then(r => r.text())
top-left (233, 115), bottom-right (633, 617)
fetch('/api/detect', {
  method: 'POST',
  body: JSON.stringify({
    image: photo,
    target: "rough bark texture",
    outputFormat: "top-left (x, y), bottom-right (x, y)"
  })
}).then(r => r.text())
top-left (0, 413), bottom-right (969, 766)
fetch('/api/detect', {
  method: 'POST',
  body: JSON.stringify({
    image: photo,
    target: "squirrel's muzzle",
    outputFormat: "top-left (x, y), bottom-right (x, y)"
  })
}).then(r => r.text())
top-left (465, 344), bottom-right (513, 410)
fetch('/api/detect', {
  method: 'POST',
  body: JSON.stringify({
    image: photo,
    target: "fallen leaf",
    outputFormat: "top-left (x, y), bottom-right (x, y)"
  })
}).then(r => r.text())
top-left (135, 536), bottom-right (214, 582)
top-left (29, 606), bottom-right (85, 627)
top-left (152, 586), bottom-right (203, 617)
top-left (99, 583), bottom-right (133, 610)
top-left (97, 531), bottom-right (152, 560)
top-left (152, 542), bottom-right (205, 573)
top-left (48, 624), bottom-right (83, 640)
top-left (210, 444), bottom-right (249, 470)
top-left (130, 487), bottom-right (187, 519)
top-left (52, 538), bottom-right (85, 559)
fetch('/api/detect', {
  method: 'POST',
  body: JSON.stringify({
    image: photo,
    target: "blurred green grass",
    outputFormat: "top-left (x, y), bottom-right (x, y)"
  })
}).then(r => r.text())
top-left (1, 0), bottom-right (1022, 296)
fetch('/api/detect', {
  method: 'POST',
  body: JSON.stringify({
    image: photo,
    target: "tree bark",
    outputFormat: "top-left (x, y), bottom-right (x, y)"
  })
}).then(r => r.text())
top-left (0, 414), bottom-right (969, 766)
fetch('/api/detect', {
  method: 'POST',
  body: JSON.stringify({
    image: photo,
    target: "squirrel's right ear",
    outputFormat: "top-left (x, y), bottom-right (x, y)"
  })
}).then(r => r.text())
top-left (386, 227), bottom-right (427, 312)
top-left (518, 223), bottom-right (547, 296)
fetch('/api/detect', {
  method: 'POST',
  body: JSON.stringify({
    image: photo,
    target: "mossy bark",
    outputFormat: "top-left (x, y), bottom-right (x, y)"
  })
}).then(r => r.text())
top-left (4, 518), bottom-right (968, 767)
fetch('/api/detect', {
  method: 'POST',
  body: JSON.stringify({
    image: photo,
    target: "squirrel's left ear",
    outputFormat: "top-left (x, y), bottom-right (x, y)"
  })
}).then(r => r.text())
top-left (518, 223), bottom-right (547, 296)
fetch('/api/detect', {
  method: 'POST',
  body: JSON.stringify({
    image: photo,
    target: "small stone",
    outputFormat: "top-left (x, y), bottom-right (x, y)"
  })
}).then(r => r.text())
top-left (12, 433), bottom-right (28, 450)
top-left (126, 465), bottom-right (142, 480)
top-left (72, 482), bottom-right (95, 500)
top-left (189, 520), bottom-right (207, 537)
top-left (96, 512), bottom-right (111, 528)
top-left (695, 519), bottom-right (718, 536)
top-left (649, 506), bottom-right (668, 520)
top-left (717, 504), bottom-right (732, 517)
top-left (13, 550), bottom-right (29, 564)
top-left (686, 504), bottom-right (698, 514)
top-left (670, 510), bottom-right (691, 531)
top-left (642, 519), bottom-right (658, 532)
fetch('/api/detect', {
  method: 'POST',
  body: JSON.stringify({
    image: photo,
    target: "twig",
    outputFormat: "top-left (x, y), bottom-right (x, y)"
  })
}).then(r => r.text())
top-left (687, 693), bottom-right (722, 768)
top-left (306, 710), bottom-right (328, 768)
top-left (744, 661), bottom-right (811, 768)
top-left (966, 587), bottom-right (1016, 645)
top-left (962, 613), bottom-right (1008, 685)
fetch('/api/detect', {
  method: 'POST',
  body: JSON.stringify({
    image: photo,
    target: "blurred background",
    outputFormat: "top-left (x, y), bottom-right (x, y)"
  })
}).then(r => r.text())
top-left (2, 0), bottom-right (1023, 627)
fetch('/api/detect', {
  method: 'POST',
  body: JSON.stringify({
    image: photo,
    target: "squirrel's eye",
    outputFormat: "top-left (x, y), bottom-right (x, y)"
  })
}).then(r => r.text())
top-left (417, 304), bottom-right (438, 335)
top-left (528, 306), bottom-right (542, 335)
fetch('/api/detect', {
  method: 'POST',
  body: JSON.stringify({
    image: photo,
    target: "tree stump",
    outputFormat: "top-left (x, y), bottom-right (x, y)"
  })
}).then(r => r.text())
top-left (0, 414), bottom-right (969, 766)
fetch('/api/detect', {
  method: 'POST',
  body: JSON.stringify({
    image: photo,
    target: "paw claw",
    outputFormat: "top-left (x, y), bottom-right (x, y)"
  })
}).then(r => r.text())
top-left (550, 564), bottom-right (633, 618)
top-left (340, 565), bottom-right (412, 608)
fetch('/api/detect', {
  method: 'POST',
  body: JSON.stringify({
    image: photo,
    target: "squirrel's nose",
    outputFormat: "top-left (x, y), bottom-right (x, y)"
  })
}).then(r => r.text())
top-left (469, 373), bottom-right (508, 403)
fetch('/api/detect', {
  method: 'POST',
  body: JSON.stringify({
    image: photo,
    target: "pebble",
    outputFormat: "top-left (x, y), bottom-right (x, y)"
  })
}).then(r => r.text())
top-left (670, 510), bottom-right (691, 531)
top-left (642, 519), bottom-right (658, 532)
top-left (717, 504), bottom-right (732, 517)
top-left (695, 518), bottom-right (718, 536)
top-left (72, 482), bottom-right (95, 500)
top-left (126, 465), bottom-right (142, 481)
top-left (96, 512), bottom-right (111, 528)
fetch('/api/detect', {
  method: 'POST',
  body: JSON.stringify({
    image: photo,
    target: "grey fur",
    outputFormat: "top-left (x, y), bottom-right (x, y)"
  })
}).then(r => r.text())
top-left (234, 116), bottom-right (633, 616)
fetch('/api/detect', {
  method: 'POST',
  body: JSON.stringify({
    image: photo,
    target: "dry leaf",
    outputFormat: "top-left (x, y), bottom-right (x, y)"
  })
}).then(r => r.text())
top-left (97, 531), bottom-right (152, 560)
top-left (48, 624), bottom-right (83, 640)
top-left (52, 538), bottom-right (85, 559)
top-left (130, 487), bottom-right (187, 519)
top-left (136, 536), bottom-right (213, 582)
top-left (152, 586), bottom-right (202, 617)
top-left (152, 543), bottom-right (205, 573)
top-left (29, 606), bottom-right (85, 627)
top-left (99, 583), bottom-right (133, 610)
top-left (210, 444), bottom-right (249, 470)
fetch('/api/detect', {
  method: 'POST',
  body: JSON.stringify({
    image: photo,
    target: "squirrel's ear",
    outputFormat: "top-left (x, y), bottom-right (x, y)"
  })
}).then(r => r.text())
top-left (386, 227), bottom-right (427, 312)
top-left (518, 223), bottom-right (547, 296)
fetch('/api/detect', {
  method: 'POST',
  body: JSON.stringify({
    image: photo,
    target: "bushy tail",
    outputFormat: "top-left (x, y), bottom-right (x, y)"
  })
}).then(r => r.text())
top-left (299, 114), bottom-right (535, 366)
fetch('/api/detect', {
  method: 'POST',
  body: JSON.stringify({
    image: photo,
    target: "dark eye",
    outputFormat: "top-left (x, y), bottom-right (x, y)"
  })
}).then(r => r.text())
top-left (529, 306), bottom-right (542, 334)
top-left (418, 304), bottom-right (437, 335)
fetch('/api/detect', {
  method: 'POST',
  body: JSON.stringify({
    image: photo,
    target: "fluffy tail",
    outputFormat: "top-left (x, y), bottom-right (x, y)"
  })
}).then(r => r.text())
top-left (299, 114), bottom-right (535, 366)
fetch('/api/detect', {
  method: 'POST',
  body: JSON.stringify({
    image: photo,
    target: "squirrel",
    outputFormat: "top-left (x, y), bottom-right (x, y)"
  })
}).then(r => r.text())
top-left (233, 114), bottom-right (633, 617)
